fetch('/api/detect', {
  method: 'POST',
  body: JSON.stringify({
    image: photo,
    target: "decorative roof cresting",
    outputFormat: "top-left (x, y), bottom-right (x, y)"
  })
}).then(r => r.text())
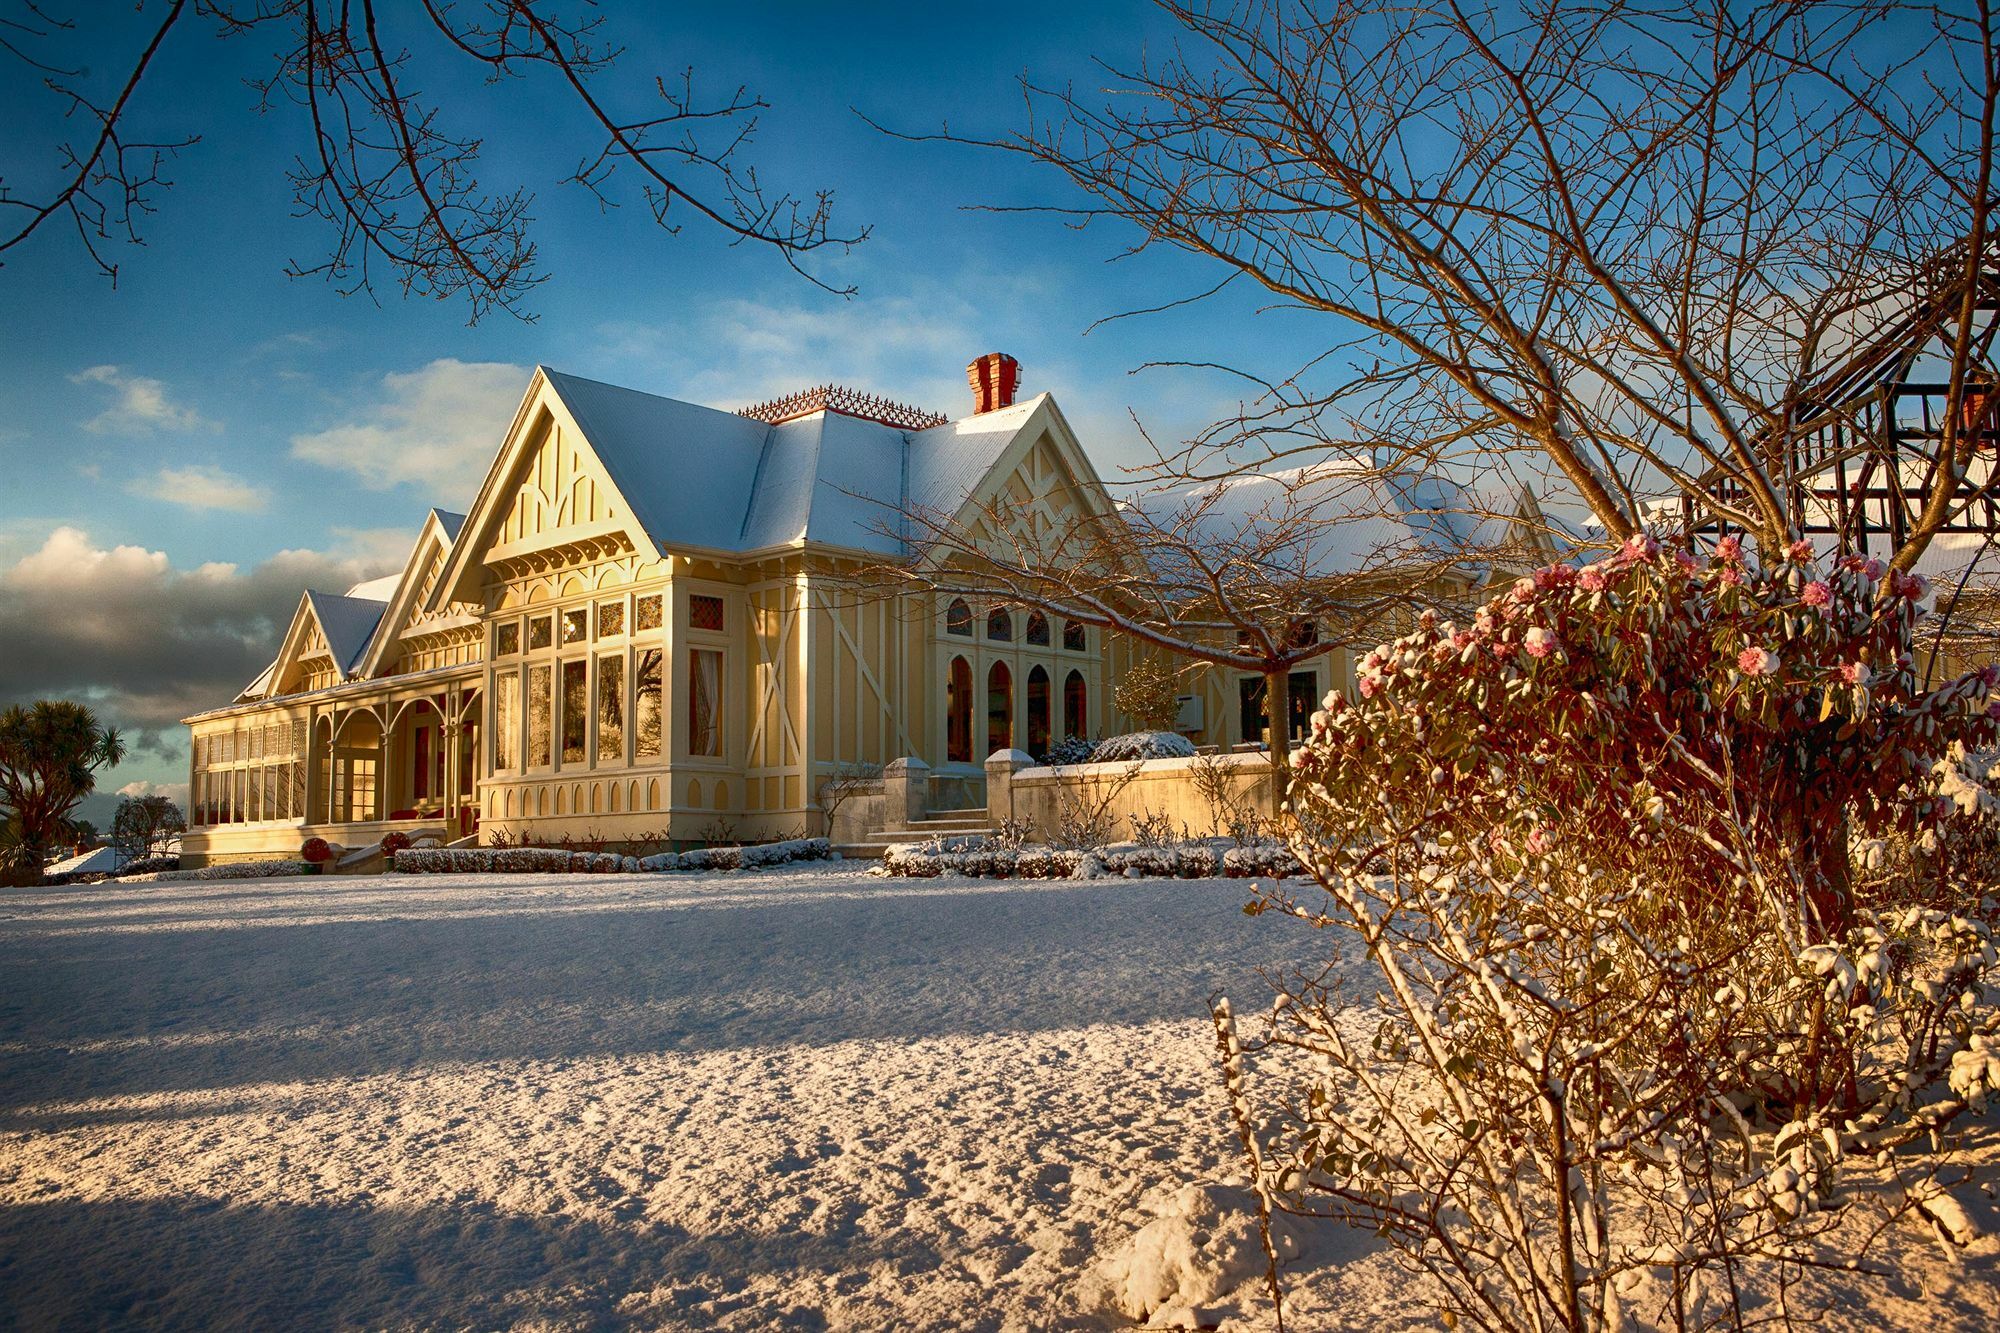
top-left (736, 384), bottom-right (949, 432)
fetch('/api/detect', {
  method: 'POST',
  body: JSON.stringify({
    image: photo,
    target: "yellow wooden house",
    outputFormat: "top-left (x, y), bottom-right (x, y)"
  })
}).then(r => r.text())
top-left (180, 357), bottom-right (1128, 862)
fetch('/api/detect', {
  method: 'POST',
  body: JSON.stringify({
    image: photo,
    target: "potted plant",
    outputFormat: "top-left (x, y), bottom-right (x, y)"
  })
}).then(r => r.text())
top-left (300, 836), bottom-right (334, 874)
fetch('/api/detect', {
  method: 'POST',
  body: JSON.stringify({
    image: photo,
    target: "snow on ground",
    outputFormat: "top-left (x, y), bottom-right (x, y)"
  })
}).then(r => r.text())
top-left (0, 866), bottom-right (1996, 1330)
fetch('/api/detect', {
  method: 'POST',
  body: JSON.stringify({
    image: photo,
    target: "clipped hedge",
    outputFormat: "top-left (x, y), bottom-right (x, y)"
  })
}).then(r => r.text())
top-left (395, 837), bottom-right (834, 876)
top-left (123, 859), bottom-right (307, 883)
top-left (877, 838), bottom-right (1298, 881)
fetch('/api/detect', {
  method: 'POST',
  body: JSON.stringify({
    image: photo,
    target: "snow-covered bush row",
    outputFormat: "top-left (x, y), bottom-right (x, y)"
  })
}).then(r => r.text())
top-left (122, 859), bottom-right (305, 883)
top-left (114, 855), bottom-right (179, 877)
top-left (877, 838), bottom-right (1294, 881)
top-left (1088, 730), bottom-right (1197, 763)
top-left (395, 837), bottom-right (833, 876)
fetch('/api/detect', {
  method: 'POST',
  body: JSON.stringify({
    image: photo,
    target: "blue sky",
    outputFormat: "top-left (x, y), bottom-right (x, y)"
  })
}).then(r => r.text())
top-left (1, 1), bottom-right (1307, 814)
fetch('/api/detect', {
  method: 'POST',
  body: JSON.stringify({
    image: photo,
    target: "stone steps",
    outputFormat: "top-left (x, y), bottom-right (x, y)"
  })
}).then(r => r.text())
top-left (836, 809), bottom-right (995, 860)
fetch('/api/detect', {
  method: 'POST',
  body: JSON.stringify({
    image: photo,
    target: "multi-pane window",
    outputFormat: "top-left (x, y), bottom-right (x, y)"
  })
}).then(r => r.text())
top-left (1026, 612), bottom-right (1050, 646)
top-left (988, 607), bottom-right (1013, 641)
top-left (945, 598), bottom-right (972, 636)
top-left (634, 594), bottom-right (663, 632)
top-left (597, 599), bottom-right (625, 638)
top-left (690, 594), bottom-right (725, 632)
top-left (635, 649), bottom-right (663, 758)
top-left (528, 665), bottom-right (552, 766)
top-left (561, 609), bottom-right (588, 646)
top-left (597, 654), bottom-right (625, 762)
top-left (190, 720), bottom-right (307, 826)
top-left (494, 670), bottom-right (520, 771)
top-left (528, 615), bottom-right (553, 650)
top-left (689, 648), bottom-right (722, 757)
top-left (1063, 621), bottom-right (1086, 652)
top-left (496, 621), bottom-right (520, 656)
top-left (561, 660), bottom-right (588, 763)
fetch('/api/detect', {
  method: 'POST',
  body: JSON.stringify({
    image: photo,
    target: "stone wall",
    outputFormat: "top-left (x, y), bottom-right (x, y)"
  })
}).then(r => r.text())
top-left (983, 749), bottom-right (1277, 843)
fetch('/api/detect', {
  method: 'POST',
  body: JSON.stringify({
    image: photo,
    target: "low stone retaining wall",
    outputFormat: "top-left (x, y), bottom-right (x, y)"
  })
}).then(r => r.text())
top-left (984, 749), bottom-right (1277, 844)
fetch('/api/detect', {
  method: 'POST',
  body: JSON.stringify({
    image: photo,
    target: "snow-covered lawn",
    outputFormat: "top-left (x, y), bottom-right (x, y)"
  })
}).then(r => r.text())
top-left (2, 866), bottom-right (1996, 1330)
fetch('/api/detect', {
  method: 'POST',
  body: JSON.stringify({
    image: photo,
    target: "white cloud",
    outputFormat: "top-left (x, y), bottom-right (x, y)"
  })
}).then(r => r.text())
top-left (0, 525), bottom-right (404, 756)
top-left (116, 779), bottom-right (190, 808)
top-left (70, 364), bottom-right (211, 434)
top-left (132, 464), bottom-right (270, 513)
top-left (290, 358), bottom-right (527, 491)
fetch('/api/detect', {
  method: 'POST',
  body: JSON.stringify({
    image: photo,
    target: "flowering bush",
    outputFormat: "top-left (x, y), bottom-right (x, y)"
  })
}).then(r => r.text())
top-left (1219, 535), bottom-right (2000, 1329)
top-left (379, 831), bottom-right (413, 856)
top-left (300, 837), bottom-right (334, 865)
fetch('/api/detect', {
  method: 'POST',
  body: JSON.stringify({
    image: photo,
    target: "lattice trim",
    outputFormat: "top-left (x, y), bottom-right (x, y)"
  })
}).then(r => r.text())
top-left (736, 384), bottom-right (948, 431)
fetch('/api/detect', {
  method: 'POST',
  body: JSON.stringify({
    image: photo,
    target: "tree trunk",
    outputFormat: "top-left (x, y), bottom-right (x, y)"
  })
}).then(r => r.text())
top-left (1266, 669), bottom-right (1289, 822)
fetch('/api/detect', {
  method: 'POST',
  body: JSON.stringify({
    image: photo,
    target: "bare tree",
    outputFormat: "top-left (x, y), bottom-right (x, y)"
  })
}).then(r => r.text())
top-left (111, 792), bottom-right (185, 863)
top-left (926, 0), bottom-right (1997, 569)
top-left (1, 1), bottom-right (865, 319)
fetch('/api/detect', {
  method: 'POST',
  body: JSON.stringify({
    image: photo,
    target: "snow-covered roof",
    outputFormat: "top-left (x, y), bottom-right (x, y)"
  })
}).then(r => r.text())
top-left (305, 590), bottom-right (389, 676)
top-left (541, 368), bottom-right (1041, 557)
top-left (1125, 456), bottom-right (1532, 579)
top-left (343, 574), bottom-right (400, 601)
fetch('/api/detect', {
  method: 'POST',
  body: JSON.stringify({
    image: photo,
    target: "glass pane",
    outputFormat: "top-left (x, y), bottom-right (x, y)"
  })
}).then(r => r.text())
top-left (529, 665), bottom-right (552, 766)
top-left (690, 594), bottom-right (725, 632)
top-left (634, 594), bottom-right (662, 632)
top-left (1063, 621), bottom-right (1086, 652)
top-left (528, 616), bottom-right (552, 650)
top-left (597, 654), bottom-right (624, 763)
top-left (635, 649), bottom-right (662, 758)
top-left (496, 621), bottom-right (520, 655)
top-left (495, 671), bottom-right (519, 771)
top-left (562, 609), bottom-right (588, 646)
top-left (1026, 612), bottom-right (1049, 646)
top-left (946, 599), bottom-right (971, 636)
top-left (597, 599), bottom-right (625, 638)
top-left (987, 607), bottom-right (1012, 641)
top-left (561, 660), bottom-right (588, 763)
top-left (689, 648), bottom-right (722, 757)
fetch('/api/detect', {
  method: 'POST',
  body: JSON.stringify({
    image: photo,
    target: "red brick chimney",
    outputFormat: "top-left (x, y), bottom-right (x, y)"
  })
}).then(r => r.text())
top-left (967, 352), bottom-right (1021, 415)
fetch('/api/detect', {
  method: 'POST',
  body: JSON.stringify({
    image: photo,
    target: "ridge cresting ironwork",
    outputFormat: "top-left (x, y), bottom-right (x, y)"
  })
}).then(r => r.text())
top-left (736, 384), bottom-right (949, 431)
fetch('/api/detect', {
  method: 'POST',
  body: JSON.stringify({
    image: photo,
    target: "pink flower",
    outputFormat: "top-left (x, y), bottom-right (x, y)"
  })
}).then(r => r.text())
top-left (1840, 661), bottom-right (1870, 686)
top-left (1738, 646), bottom-right (1777, 677)
top-left (1535, 564), bottom-right (1576, 590)
top-left (1717, 566), bottom-right (1743, 587)
top-left (1800, 580), bottom-right (1831, 608)
top-left (1358, 675), bottom-right (1380, 700)
top-left (1526, 827), bottom-right (1553, 855)
top-left (1716, 534), bottom-right (1742, 562)
top-left (1523, 626), bottom-right (1558, 659)
top-left (1578, 566), bottom-right (1608, 593)
top-left (1787, 538), bottom-right (1815, 563)
top-left (1511, 577), bottom-right (1536, 603)
top-left (1620, 532), bottom-right (1659, 562)
top-left (1674, 549), bottom-right (1699, 572)
top-left (1862, 558), bottom-right (1886, 580)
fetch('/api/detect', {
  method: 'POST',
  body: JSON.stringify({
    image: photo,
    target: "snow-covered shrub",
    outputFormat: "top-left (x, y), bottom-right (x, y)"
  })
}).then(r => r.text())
top-left (300, 836), bottom-right (334, 864)
top-left (1219, 842), bottom-right (1300, 879)
top-left (394, 838), bottom-right (831, 876)
top-left (123, 859), bottom-right (305, 883)
top-left (1222, 535), bottom-right (2000, 1329)
top-left (114, 854), bottom-right (179, 877)
top-left (1089, 730), bottom-right (1196, 763)
top-left (1037, 735), bottom-right (1096, 766)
